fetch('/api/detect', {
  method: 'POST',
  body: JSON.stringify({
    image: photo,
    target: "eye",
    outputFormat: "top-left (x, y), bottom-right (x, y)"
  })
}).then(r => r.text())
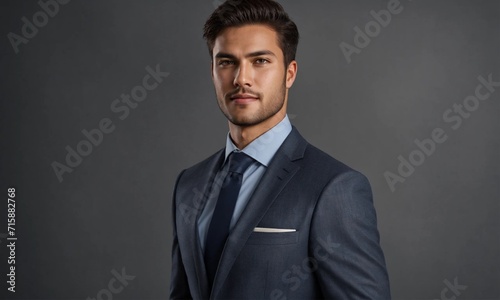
top-left (255, 58), bottom-right (270, 64)
top-left (218, 60), bottom-right (235, 67)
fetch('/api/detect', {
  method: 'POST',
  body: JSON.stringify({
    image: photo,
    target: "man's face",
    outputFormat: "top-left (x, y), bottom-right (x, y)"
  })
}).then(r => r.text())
top-left (211, 24), bottom-right (296, 127)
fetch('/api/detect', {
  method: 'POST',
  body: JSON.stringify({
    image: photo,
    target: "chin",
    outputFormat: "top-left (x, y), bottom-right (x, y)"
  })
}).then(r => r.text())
top-left (228, 116), bottom-right (257, 127)
top-left (228, 112), bottom-right (273, 127)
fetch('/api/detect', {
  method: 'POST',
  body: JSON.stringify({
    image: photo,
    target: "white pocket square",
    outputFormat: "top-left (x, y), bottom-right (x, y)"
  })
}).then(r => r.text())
top-left (253, 227), bottom-right (296, 233)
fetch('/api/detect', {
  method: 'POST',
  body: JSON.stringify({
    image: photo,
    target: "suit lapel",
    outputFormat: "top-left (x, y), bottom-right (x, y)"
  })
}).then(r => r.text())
top-left (210, 127), bottom-right (308, 299)
top-left (179, 149), bottom-right (225, 299)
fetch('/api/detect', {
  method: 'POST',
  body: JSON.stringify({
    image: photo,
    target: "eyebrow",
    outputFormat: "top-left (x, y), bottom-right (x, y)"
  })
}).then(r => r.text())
top-left (215, 50), bottom-right (277, 59)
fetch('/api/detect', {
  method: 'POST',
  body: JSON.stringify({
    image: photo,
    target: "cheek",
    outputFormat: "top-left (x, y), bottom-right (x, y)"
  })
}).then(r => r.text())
top-left (257, 70), bottom-right (283, 88)
top-left (263, 66), bottom-right (283, 79)
top-left (214, 72), bottom-right (233, 88)
top-left (213, 75), bottom-right (229, 99)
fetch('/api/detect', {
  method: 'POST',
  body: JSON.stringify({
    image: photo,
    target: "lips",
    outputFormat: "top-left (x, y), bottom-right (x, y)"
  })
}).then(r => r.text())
top-left (230, 93), bottom-right (259, 104)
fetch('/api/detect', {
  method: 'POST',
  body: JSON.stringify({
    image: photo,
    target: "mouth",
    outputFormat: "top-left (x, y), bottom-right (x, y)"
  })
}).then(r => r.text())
top-left (229, 93), bottom-right (259, 104)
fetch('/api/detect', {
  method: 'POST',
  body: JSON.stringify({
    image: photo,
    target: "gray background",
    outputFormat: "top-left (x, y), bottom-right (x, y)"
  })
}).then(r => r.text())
top-left (1, 0), bottom-right (499, 299)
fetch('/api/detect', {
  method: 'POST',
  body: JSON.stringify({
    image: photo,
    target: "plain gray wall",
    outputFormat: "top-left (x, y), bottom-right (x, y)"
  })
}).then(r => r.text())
top-left (1, 0), bottom-right (498, 299)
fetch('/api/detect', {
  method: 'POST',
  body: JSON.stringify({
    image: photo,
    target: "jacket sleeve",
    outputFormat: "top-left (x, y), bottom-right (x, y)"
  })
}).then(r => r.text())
top-left (169, 170), bottom-right (193, 300)
top-left (309, 170), bottom-right (391, 299)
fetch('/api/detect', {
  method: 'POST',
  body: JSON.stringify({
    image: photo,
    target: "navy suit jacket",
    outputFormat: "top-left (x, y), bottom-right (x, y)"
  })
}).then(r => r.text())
top-left (170, 126), bottom-right (391, 299)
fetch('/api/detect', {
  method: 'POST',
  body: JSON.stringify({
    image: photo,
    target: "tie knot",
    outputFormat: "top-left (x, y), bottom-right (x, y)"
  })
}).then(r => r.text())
top-left (227, 151), bottom-right (254, 174)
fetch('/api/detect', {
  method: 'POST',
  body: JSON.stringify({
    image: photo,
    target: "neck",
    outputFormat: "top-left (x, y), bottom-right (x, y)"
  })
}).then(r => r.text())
top-left (229, 111), bottom-right (286, 149)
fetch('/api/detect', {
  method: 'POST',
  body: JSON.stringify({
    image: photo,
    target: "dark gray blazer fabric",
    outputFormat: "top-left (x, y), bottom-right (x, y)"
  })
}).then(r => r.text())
top-left (170, 126), bottom-right (391, 299)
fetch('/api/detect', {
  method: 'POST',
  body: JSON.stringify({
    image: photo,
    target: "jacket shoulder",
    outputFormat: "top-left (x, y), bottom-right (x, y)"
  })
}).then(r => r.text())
top-left (302, 142), bottom-right (362, 178)
top-left (178, 148), bottom-right (224, 179)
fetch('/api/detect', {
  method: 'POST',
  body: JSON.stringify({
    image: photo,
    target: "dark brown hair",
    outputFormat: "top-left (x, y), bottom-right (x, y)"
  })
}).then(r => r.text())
top-left (203, 0), bottom-right (299, 67)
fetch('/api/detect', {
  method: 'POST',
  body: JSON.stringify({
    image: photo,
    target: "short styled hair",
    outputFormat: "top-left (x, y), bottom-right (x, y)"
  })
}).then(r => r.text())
top-left (203, 0), bottom-right (299, 67)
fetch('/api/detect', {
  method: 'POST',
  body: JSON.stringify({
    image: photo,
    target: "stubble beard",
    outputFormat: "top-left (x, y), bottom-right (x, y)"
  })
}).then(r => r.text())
top-left (217, 79), bottom-right (287, 127)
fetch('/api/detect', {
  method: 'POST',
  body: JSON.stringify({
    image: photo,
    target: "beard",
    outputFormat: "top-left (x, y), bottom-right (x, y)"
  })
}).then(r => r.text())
top-left (216, 78), bottom-right (287, 127)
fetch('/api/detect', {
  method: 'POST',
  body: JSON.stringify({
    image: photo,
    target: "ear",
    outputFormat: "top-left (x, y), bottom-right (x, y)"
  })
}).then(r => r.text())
top-left (285, 60), bottom-right (298, 89)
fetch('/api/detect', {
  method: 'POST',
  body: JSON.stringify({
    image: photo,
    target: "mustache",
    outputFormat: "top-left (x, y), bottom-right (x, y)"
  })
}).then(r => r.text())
top-left (227, 88), bottom-right (261, 99)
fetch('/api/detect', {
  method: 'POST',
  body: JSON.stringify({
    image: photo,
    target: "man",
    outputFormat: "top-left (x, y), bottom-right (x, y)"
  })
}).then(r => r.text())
top-left (170, 0), bottom-right (391, 299)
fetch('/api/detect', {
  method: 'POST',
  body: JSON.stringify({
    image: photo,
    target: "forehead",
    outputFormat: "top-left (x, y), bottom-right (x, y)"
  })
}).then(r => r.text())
top-left (212, 24), bottom-right (282, 57)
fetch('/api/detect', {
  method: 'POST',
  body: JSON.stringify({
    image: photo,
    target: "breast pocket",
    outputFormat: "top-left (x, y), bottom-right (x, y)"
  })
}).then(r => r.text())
top-left (246, 231), bottom-right (299, 245)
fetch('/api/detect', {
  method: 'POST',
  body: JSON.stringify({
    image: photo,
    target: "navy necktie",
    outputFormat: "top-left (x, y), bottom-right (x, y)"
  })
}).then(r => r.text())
top-left (204, 151), bottom-right (255, 288)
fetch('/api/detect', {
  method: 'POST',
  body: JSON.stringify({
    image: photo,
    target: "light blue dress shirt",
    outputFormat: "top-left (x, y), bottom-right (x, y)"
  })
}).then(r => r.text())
top-left (197, 115), bottom-right (292, 252)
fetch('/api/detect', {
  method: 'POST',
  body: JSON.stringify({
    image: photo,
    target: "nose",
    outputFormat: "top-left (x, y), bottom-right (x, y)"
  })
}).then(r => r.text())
top-left (233, 62), bottom-right (252, 87)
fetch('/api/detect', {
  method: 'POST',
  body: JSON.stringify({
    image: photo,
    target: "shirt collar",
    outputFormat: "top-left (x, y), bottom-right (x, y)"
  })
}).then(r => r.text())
top-left (224, 114), bottom-right (292, 167)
